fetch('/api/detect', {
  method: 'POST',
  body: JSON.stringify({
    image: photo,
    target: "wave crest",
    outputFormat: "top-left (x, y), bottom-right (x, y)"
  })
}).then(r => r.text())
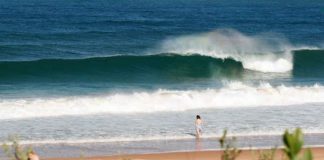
top-left (159, 29), bottom-right (297, 72)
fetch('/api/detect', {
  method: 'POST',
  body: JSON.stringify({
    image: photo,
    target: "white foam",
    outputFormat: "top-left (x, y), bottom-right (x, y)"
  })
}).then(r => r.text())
top-left (158, 29), bottom-right (318, 73)
top-left (1, 82), bottom-right (324, 120)
top-left (7, 129), bottom-right (324, 145)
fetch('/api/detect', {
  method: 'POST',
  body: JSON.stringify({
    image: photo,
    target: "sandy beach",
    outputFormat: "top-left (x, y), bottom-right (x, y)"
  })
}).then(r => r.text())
top-left (45, 147), bottom-right (324, 160)
top-left (0, 133), bottom-right (321, 160)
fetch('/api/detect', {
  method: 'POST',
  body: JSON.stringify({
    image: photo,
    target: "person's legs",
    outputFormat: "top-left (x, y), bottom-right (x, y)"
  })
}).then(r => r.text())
top-left (196, 128), bottom-right (200, 138)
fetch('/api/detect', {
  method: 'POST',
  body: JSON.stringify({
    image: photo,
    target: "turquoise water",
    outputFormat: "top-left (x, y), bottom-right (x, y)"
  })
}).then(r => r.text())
top-left (0, 0), bottom-right (324, 148)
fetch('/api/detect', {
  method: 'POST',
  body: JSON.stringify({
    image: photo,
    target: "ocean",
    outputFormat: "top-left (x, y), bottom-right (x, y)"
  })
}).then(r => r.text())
top-left (0, 0), bottom-right (324, 156)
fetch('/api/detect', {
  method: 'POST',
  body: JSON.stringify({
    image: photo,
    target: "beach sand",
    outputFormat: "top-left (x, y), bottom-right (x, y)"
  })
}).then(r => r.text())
top-left (45, 147), bottom-right (324, 160)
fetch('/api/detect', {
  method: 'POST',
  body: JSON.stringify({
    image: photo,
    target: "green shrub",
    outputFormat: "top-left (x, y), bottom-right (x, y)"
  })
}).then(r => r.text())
top-left (283, 128), bottom-right (313, 160)
top-left (257, 148), bottom-right (277, 160)
top-left (2, 135), bottom-right (32, 160)
top-left (219, 130), bottom-right (242, 160)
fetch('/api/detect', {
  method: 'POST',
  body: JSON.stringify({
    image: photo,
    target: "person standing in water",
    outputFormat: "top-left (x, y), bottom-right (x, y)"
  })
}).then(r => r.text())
top-left (195, 115), bottom-right (203, 138)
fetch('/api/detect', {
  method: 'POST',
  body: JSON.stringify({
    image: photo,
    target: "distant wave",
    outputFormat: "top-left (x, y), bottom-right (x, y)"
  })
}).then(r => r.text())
top-left (1, 82), bottom-right (324, 120)
top-left (0, 49), bottom-right (324, 83)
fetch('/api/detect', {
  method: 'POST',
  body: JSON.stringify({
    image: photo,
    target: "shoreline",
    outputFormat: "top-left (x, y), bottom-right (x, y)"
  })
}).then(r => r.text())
top-left (2, 133), bottom-right (324, 159)
top-left (44, 147), bottom-right (324, 160)
top-left (12, 132), bottom-right (324, 145)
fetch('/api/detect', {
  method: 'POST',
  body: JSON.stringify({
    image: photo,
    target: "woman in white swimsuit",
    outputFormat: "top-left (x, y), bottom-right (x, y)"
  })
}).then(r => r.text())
top-left (195, 115), bottom-right (202, 138)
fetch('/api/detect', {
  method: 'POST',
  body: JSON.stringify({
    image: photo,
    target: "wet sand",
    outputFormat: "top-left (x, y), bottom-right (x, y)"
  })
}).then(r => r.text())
top-left (45, 147), bottom-right (324, 160)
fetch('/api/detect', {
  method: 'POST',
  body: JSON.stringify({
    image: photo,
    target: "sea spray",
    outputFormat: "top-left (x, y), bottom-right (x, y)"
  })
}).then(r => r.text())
top-left (159, 29), bottom-right (295, 72)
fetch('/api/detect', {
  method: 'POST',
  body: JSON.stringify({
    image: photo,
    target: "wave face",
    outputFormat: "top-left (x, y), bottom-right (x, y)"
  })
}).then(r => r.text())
top-left (0, 49), bottom-right (324, 84)
top-left (293, 49), bottom-right (324, 78)
top-left (0, 54), bottom-right (244, 83)
top-left (159, 29), bottom-right (319, 73)
top-left (1, 82), bottom-right (324, 120)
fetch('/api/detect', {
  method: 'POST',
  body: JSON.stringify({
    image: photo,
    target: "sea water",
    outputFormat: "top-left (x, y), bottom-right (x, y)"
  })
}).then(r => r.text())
top-left (0, 0), bottom-right (324, 155)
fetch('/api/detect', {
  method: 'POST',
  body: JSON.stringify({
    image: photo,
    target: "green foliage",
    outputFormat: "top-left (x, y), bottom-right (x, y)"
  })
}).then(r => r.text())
top-left (219, 130), bottom-right (242, 160)
top-left (2, 135), bottom-right (33, 160)
top-left (2, 143), bottom-right (13, 160)
top-left (257, 148), bottom-right (277, 160)
top-left (283, 128), bottom-right (313, 160)
top-left (302, 149), bottom-right (313, 160)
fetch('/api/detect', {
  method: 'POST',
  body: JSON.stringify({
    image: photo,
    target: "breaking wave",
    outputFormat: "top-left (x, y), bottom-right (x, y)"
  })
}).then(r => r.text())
top-left (0, 49), bottom-right (324, 84)
top-left (158, 29), bottom-right (320, 73)
top-left (1, 82), bottom-right (324, 120)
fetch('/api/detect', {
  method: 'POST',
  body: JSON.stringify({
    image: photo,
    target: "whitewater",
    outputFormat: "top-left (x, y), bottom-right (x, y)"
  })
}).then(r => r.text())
top-left (1, 82), bottom-right (324, 120)
top-left (158, 29), bottom-right (319, 73)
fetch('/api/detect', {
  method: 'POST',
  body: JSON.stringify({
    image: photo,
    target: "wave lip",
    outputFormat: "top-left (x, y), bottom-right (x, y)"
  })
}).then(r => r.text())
top-left (1, 82), bottom-right (324, 120)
